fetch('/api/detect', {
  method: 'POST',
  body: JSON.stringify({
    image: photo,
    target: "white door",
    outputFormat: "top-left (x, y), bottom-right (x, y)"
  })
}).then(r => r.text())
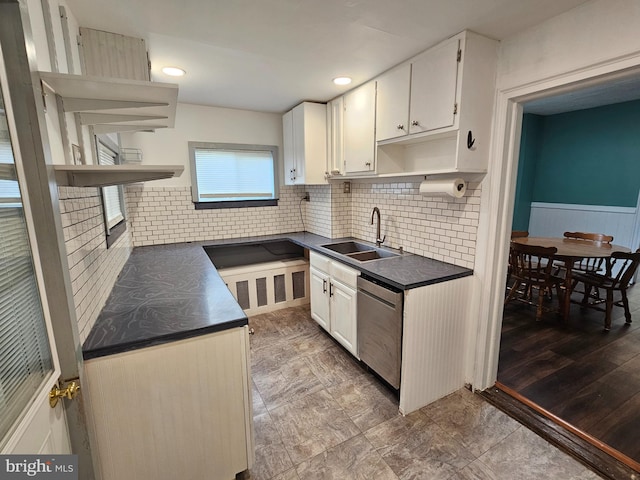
top-left (0, 65), bottom-right (71, 455)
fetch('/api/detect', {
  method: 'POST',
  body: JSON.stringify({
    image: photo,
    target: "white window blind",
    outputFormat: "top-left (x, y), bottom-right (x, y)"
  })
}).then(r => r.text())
top-left (192, 146), bottom-right (277, 202)
top-left (97, 142), bottom-right (124, 229)
top-left (0, 103), bottom-right (53, 443)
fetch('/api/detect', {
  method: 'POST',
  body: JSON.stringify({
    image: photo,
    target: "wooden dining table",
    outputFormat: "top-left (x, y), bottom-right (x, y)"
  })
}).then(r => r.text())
top-left (511, 237), bottom-right (631, 322)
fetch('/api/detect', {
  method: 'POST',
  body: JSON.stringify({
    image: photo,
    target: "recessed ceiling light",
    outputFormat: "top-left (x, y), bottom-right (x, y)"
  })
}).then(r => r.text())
top-left (333, 76), bottom-right (352, 86)
top-left (162, 66), bottom-right (186, 77)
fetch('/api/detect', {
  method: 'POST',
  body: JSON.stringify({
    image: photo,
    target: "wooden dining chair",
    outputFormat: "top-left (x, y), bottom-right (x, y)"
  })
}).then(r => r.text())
top-left (505, 242), bottom-right (565, 320)
top-left (506, 231), bottom-right (529, 286)
top-left (563, 231), bottom-right (614, 274)
top-left (571, 249), bottom-right (640, 331)
top-left (564, 231), bottom-right (614, 244)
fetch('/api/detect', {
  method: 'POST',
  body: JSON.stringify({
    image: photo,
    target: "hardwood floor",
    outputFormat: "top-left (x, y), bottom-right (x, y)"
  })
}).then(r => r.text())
top-left (498, 283), bottom-right (640, 466)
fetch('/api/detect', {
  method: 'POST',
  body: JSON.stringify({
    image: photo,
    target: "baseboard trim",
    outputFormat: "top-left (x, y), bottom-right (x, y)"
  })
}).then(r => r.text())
top-left (478, 383), bottom-right (639, 479)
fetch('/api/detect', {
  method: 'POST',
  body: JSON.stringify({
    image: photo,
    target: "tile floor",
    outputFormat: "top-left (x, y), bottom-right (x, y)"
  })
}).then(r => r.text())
top-left (247, 305), bottom-right (603, 480)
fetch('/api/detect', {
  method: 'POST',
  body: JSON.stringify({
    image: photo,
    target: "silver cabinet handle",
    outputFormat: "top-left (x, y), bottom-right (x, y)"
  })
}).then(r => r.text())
top-left (397, 124), bottom-right (404, 130)
top-left (411, 120), bottom-right (419, 126)
top-left (322, 279), bottom-right (327, 294)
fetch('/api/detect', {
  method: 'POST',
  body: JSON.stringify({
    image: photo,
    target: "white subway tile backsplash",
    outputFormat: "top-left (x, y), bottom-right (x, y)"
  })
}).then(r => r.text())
top-left (349, 180), bottom-right (481, 269)
top-left (58, 186), bottom-right (132, 342)
top-left (126, 184), bottom-right (306, 246)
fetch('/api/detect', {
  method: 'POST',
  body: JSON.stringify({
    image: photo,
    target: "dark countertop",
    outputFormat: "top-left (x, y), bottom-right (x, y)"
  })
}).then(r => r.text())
top-left (82, 232), bottom-right (472, 360)
top-left (192, 232), bottom-right (473, 291)
top-left (82, 243), bottom-right (248, 360)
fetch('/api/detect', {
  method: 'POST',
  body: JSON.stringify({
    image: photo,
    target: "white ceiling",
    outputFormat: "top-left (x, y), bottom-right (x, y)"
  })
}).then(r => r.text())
top-left (65, 0), bottom-right (592, 113)
top-left (523, 72), bottom-right (640, 115)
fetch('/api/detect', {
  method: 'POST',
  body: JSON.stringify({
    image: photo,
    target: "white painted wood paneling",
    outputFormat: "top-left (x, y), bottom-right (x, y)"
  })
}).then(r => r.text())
top-left (84, 328), bottom-right (253, 480)
top-left (529, 202), bottom-right (638, 249)
top-left (219, 259), bottom-right (309, 315)
top-left (79, 27), bottom-right (149, 81)
top-left (399, 276), bottom-right (472, 414)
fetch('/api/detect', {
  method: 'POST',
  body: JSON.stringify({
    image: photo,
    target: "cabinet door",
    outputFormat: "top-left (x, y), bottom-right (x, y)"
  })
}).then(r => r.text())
top-left (282, 109), bottom-right (296, 185)
top-left (409, 37), bottom-right (459, 134)
top-left (343, 81), bottom-right (376, 173)
top-left (327, 96), bottom-right (344, 175)
top-left (376, 64), bottom-right (411, 142)
top-left (330, 280), bottom-right (357, 357)
top-left (310, 266), bottom-right (330, 331)
top-left (292, 103), bottom-right (306, 184)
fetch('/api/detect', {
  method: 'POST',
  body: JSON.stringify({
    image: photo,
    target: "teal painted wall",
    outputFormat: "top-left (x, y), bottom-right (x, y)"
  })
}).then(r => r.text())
top-left (513, 99), bottom-right (640, 229)
top-left (512, 114), bottom-right (542, 231)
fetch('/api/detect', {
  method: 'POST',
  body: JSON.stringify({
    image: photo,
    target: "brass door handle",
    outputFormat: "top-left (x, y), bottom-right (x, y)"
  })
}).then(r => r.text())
top-left (49, 379), bottom-right (80, 408)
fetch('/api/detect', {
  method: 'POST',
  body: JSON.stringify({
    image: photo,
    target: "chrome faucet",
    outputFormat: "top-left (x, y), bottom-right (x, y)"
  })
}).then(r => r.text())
top-left (371, 207), bottom-right (386, 247)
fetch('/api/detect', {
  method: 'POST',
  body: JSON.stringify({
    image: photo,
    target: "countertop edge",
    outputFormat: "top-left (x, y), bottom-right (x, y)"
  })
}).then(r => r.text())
top-left (83, 317), bottom-right (248, 361)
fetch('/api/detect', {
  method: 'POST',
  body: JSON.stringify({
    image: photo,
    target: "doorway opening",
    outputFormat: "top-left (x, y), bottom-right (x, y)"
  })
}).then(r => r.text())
top-left (482, 67), bottom-right (640, 476)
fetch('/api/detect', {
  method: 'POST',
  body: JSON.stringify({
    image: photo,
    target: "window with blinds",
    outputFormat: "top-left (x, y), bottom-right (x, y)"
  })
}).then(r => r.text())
top-left (189, 142), bottom-right (278, 206)
top-left (0, 98), bottom-right (53, 444)
top-left (97, 141), bottom-right (124, 229)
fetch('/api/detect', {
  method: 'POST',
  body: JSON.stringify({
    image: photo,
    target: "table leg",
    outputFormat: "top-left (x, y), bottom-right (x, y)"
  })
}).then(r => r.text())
top-left (562, 261), bottom-right (573, 322)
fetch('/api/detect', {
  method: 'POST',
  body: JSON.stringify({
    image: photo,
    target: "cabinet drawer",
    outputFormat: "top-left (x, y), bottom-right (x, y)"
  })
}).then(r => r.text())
top-left (330, 260), bottom-right (359, 288)
top-left (310, 251), bottom-right (331, 273)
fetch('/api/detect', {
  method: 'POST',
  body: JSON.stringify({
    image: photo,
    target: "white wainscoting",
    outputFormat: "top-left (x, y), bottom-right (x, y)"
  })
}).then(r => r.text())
top-left (399, 275), bottom-right (473, 414)
top-left (529, 202), bottom-right (639, 250)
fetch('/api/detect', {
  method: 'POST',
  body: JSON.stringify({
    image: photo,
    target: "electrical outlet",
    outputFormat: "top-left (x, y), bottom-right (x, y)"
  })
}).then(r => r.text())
top-left (304, 192), bottom-right (310, 202)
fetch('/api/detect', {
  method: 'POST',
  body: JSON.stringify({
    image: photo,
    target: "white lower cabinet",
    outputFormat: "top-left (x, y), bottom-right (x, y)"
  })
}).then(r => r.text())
top-left (83, 327), bottom-right (254, 480)
top-left (309, 251), bottom-right (359, 357)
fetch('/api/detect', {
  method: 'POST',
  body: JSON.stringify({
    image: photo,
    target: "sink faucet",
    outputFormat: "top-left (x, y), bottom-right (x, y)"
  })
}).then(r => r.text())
top-left (371, 207), bottom-right (386, 247)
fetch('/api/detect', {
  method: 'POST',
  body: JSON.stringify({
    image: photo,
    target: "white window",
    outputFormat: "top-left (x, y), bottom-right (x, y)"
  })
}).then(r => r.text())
top-left (0, 100), bottom-right (53, 442)
top-left (189, 142), bottom-right (279, 207)
top-left (96, 137), bottom-right (126, 246)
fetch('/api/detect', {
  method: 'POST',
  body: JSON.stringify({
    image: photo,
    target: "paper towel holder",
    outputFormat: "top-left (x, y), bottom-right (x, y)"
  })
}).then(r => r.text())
top-left (419, 177), bottom-right (467, 198)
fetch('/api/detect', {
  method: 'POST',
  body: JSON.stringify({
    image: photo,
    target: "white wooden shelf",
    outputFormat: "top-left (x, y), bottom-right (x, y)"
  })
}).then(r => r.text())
top-left (54, 164), bottom-right (184, 187)
top-left (39, 72), bottom-right (178, 133)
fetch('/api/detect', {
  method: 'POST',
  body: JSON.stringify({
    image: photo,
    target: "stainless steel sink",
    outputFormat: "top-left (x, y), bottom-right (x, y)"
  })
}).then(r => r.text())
top-left (321, 241), bottom-right (373, 255)
top-left (321, 241), bottom-right (399, 262)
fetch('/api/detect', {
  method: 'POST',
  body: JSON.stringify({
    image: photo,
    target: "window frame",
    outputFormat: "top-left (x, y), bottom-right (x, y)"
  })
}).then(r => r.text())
top-left (95, 134), bottom-right (127, 248)
top-left (188, 141), bottom-right (280, 209)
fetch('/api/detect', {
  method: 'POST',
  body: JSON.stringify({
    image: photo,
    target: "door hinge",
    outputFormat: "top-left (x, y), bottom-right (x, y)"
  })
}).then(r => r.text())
top-left (454, 103), bottom-right (458, 115)
top-left (457, 49), bottom-right (462, 62)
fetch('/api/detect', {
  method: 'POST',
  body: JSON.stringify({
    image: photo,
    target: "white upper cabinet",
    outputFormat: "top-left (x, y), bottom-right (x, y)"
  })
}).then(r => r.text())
top-left (343, 81), bottom-right (377, 174)
top-left (375, 30), bottom-right (498, 177)
top-left (375, 64), bottom-right (411, 142)
top-left (282, 102), bottom-right (327, 185)
top-left (326, 96), bottom-right (344, 177)
top-left (408, 37), bottom-right (460, 134)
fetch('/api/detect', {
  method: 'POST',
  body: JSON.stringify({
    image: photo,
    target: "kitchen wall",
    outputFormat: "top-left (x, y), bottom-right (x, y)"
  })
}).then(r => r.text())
top-left (303, 179), bottom-right (480, 269)
top-left (58, 187), bottom-right (132, 342)
top-left (121, 103), bottom-right (480, 268)
top-left (120, 103), bottom-right (311, 245)
top-left (24, 0), bottom-right (135, 342)
top-left (351, 181), bottom-right (480, 268)
top-left (304, 182), bottom-right (351, 239)
top-left (121, 103), bottom-right (284, 188)
top-left (126, 184), bottom-right (305, 245)
top-left (497, 0), bottom-right (640, 91)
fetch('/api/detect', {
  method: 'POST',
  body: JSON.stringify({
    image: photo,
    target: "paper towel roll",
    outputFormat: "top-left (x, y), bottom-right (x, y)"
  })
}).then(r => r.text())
top-left (419, 178), bottom-right (467, 198)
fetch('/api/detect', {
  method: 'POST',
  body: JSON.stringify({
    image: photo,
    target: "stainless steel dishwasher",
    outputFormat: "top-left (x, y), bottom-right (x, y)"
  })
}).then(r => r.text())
top-left (357, 276), bottom-right (403, 389)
